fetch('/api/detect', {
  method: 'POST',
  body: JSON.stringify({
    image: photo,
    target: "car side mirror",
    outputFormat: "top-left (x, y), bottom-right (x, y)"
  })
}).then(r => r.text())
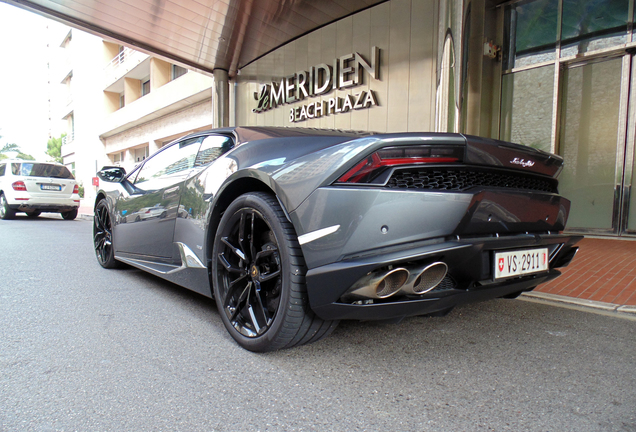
top-left (97, 166), bottom-right (127, 183)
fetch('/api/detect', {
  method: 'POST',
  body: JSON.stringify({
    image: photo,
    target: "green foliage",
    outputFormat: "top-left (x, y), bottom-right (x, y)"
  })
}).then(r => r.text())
top-left (78, 183), bottom-right (85, 198)
top-left (0, 143), bottom-right (34, 160)
top-left (46, 134), bottom-right (65, 163)
top-left (0, 143), bottom-right (20, 155)
top-left (16, 152), bottom-right (35, 161)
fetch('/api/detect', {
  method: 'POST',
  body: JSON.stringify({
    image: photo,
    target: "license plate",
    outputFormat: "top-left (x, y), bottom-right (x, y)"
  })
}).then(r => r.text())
top-left (494, 248), bottom-right (549, 280)
top-left (40, 184), bottom-right (61, 191)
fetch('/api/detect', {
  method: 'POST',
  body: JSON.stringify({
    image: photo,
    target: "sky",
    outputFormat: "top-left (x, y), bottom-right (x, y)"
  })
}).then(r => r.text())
top-left (0, 3), bottom-right (66, 160)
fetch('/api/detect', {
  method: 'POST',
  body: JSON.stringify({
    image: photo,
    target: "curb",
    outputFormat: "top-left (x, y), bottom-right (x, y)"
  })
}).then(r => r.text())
top-left (521, 291), bottom-right (636, 316)
top-left (79, 213), bottom-right (94, 221)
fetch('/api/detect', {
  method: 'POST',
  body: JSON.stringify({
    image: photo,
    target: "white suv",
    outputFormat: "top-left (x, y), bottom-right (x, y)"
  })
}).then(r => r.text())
top-left (0, 160), bottom-right (80, 220)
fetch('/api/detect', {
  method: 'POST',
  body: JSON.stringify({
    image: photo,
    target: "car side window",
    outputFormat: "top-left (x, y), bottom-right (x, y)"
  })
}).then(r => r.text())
top-left (134, 137), bottom-right (202, 185)
top-left (0, 164), bottom-right (5, 176)
top-left (194, 135), bottom-right (234, 167)
top-left (11, 163), bottom-right (20, 175)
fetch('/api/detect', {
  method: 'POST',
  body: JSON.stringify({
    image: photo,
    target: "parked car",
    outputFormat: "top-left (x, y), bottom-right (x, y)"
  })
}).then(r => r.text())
top-left (0, 159), bottom-right (80, 220)
top-left (125, 204), bottom-right (168, 222)
top-left (93, 127), bottom-right (582, 352)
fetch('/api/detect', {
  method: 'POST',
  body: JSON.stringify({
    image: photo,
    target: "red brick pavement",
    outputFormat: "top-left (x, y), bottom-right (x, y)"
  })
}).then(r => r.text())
top-left (537, 237), bottom-right (636, 306)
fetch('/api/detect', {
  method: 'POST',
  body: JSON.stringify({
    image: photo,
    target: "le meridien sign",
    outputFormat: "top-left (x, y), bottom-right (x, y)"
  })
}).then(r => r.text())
top-left (253, 47), bottom-right (381, 123)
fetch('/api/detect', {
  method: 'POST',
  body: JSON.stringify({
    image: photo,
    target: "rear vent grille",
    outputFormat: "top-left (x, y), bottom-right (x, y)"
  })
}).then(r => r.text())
top-left (429, 276), bottom-right (457, 293)
top-left (386, 167), bottom-right (558, 193)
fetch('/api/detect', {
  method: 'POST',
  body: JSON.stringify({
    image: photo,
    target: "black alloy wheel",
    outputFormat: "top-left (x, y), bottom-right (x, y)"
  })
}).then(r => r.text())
top-left (0, 193), bottom-right (15, 220)
top-left (212, 192), bottom-right (338, 352)
top-left (94, 200), bottom-right (119, 268)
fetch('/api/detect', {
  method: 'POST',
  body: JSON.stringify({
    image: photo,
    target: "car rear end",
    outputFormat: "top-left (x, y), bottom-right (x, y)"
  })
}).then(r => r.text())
top-left (289, 134), bottom-right (582, 320)
top-left (4, 162), bottom-right (80, 214)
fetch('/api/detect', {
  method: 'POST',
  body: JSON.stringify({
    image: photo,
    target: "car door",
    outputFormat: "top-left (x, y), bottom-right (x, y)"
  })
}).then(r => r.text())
top-left (114, 137), bottom-right (202, 258)
top-left (173, 134), bottom-right (236, 260)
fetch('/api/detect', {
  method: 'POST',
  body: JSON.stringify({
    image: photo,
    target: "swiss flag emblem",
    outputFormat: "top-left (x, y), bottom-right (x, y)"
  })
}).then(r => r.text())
top-left (498, 257), bottom-right (504, 272)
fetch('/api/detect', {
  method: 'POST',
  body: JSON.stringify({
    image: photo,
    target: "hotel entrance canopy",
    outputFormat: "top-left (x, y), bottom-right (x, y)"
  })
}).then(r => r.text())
top-left (2, 0), bottom-right (385, 75)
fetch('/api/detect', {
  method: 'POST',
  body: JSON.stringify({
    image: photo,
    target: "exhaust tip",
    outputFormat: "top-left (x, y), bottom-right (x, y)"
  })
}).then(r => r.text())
top-left (374, 268), bottom-right (409, 298)
top-left (347, 267), bottom-right (410, 300)
top-left (403, 262), bottom-right (448, 294)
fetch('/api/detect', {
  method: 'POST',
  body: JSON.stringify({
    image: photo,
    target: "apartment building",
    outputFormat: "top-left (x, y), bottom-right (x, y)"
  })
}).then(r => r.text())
top-left (55, 26), bottom-right (215, 204)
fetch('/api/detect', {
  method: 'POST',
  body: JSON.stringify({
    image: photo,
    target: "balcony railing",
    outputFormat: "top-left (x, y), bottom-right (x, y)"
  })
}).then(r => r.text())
top-left (61, 133), bottom-right (76, 158)
top-left (61, 132), bottom-right (74, 146)
top-left (104, 47), bottom-right (149, 88)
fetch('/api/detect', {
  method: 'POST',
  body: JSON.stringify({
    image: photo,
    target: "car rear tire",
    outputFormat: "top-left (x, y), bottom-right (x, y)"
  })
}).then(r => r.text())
top-left (61, 209), bottom-right (78, 220)
top-left (0, 193), bottom-right (15, 220)
top-left (94, 200), bottom-right (120, 269)
top-left (26, 211), bottom-right (41, 218)
top-left (212, 192), bottom-right (338, 352)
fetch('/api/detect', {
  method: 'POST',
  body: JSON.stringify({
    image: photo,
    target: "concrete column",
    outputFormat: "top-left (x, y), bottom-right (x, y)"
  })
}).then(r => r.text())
top-left (150, 58), bottom-right (171, 91)
top-left (124, 78), bottom-right (141, 104)
top-left (149, 139), bottom-right (161, 155)
top-left (124, 149), bottom-right (136, 172)
top-left (213, 69), bottom-right (229, 128)
top-left (103, 41), bottom-right (119, 64)
top-left (104, 91), bottom-right (120, 114)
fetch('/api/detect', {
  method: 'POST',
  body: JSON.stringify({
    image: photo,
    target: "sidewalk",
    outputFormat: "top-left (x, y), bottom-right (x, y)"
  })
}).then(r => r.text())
top-left (78, 199), bottom-right (94, 220)
top-left (534, 237), bottom-right (636, 310)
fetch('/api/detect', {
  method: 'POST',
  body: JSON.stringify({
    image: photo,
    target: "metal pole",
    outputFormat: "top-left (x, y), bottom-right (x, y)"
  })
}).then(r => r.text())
top-left (213, 69), bottom-right (230, 128)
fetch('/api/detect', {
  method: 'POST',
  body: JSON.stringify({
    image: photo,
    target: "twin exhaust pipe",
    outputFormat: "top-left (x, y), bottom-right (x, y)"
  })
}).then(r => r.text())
top-left (347, 262), bottom-right (448, 300)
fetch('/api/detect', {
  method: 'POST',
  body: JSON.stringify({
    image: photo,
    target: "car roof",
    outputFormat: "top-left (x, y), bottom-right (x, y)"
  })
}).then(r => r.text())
top-left (2, 159), bottom-right (65, 165)
top-left (166, 126), bottom-right (372, 146)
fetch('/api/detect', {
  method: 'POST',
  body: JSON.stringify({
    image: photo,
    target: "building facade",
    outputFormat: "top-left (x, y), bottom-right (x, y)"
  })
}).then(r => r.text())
top-left (231, 0), bottom-right (636, 241)
top-left (54, 27), bottom-right (215, 204)
top-left (49, 0), bottom-right (636, 239)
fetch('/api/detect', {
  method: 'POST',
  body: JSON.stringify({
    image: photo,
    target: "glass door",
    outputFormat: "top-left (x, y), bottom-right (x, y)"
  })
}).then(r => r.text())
top-left (558, 54), bottom-right (636, 235)
top-left (623, 55), bottom-right (636, 234)
top-left (558, 56), bottom-right (626, 233)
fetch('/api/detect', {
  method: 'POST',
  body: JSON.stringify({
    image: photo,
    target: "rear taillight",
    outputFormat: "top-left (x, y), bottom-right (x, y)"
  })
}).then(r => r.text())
top-left (337, 145), bottom-right (463, 184)
top-left (12, 181), bottom-right (27, 191)
top-left (73, 184), bottom-right (79, 194)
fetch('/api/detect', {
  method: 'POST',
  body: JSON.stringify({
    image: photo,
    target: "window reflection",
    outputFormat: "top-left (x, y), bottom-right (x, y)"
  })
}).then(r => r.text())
top-left (561, 0), bottom-right (629, 56)
top-left (195, 136), bottom-right (233, 167)
top-left (504, 0), bottom-right (558, 70)
top-left (500, 66), bottom-right (554, 153)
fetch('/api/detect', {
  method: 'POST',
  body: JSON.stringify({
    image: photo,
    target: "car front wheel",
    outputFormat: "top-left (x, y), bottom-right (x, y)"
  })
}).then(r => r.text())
top-left (94, 200), bottom-right (120, 269)
top-left (0, 193), bottom-right (15, 220)
top-left (212, 192), bottom-right (338, 352)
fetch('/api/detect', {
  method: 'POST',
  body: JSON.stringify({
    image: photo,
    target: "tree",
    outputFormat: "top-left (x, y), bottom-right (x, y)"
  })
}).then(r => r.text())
top-left (16, 152), bottom-right (35, 161)
top-left (0, 130), bottom-right (36, 161)
top-left (0, 143), bottom-right (20, 160)
top-left (0, 143), bottom-right (35, 161)
top-left (46, 134), bottom-right (65, 163)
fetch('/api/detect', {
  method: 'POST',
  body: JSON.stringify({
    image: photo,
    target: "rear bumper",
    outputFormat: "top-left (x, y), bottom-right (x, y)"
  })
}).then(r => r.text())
top-left (9, 200), bottom-right (79, 213)
top-left (8, 197), bottom-right (79, 213)
top-left (306, 233), bottom-right (582, 321)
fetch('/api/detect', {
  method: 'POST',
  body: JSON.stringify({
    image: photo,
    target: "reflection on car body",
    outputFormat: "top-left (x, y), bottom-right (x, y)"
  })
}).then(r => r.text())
top-left (92, 127), bottom-right (582, 352)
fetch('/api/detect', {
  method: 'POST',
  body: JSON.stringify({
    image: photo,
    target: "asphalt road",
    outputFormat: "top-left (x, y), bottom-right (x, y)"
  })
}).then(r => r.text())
top-left (1, 214), bottom-right (635, 432)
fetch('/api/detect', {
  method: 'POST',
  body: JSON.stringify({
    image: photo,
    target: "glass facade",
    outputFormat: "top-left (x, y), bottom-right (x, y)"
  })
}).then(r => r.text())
top-left (500, 65), bottom-right (553, 153)
top-left (502, 0), bottom-right (636, 236)
top-left (561, 0), bottom-right (629, 57)
top-left (558, 59), bottom-right (622, 230)
top-left (504, 0), bottom-right (558, 70)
